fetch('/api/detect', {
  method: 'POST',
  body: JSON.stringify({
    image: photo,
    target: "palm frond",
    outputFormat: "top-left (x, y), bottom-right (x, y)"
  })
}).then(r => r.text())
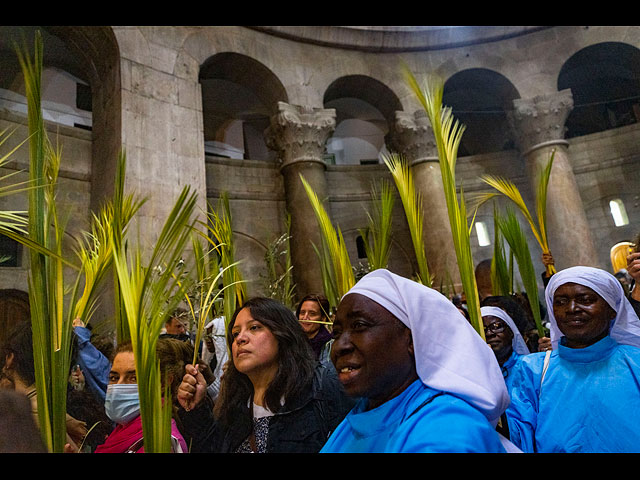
top-left (382, 153), bottom-right (432, 286)
top-left (199, 192), bottom-right (247, 334)
top-left (300, 174), bottom-right (354, 310)
top-left (185, 232), bottom-right (244, 365)
top-left (480, 150), bottom-right (556, 275)
top-left (15, 31), bottom-right (75, 452)
top-left (491, 204), bottom-right (512, 297)
top-left (112, 185), bottom-right (198, 453)
top-left (262, 214), bottom-right (296, 309)
top-left (403, 67), bottom-right (485, 338)
top-left (495, 208), bottom-right (545, 337)
top-left (535, 150), bottom-right (556, 275)
top-left (359, 179), bottom-right (395, 272)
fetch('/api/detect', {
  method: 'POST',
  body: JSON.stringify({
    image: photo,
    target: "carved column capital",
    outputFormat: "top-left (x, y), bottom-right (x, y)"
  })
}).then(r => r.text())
top-left (509, 89), bottom-right (574, 155)
top-left (265, 101), bottom-right (336, 169)
top-left (389, 110), bottom-right (438, 165)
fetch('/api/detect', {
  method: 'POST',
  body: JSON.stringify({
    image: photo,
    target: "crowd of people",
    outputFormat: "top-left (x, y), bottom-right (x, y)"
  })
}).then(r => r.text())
top-left (2, 235), bottom-right (640, 453)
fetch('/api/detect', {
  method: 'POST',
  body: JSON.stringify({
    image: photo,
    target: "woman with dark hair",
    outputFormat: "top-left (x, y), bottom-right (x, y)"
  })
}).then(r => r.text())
top-left (295, 294), bottom-right (332, 360)
top-left (93, 339), bottom-right (189, 453)
top-left (1, 321), bottom-right (88, 452)
top-left (176, 297), bottom-right (354, 453)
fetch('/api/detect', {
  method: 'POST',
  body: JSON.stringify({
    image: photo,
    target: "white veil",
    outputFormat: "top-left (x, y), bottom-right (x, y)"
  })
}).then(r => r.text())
top-left (545, 266), bottom-right (640, 349)
top-left (344, 269), bottom-right (510, 425)
top-left (480, 306), bottom-right (531, 355)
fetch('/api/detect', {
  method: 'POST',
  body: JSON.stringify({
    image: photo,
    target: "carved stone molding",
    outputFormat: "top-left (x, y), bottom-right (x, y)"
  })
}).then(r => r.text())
top-left (509, 89), bottom-right (574, 155)
top-left (390, 110), bottom-right (438, 165)
top-left (265, 101), bottom-right (336, 169)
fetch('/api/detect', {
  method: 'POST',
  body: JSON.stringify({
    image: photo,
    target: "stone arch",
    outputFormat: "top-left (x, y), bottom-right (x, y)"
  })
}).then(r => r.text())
top-left (0, 26), bottom-right (121, 215)
top-left (323, 75), bottom-right (403, 165)
top-left (558, 41), bottom-right (640, 138)
top-left (443, 68), bottom-right (520, 156)
top-left (199, 52), bottom-right (288, 162)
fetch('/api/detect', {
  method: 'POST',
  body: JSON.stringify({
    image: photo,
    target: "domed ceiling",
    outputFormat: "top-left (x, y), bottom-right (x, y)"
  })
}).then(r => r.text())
top-left (246, 26), bottom-right (551, 52)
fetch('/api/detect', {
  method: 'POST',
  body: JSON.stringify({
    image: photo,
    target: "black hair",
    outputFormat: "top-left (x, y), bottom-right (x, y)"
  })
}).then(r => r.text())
top-left (214, 297), bottom-right (316, 427)
top-left (1, 321), bottom-right (35, 386)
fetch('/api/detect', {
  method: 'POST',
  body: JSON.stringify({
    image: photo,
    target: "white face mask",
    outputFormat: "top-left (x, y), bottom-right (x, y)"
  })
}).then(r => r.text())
top-left (104, 384), bottom-right (140, 425)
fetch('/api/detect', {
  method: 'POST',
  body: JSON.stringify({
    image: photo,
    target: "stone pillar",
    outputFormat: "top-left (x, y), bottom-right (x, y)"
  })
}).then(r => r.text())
top-left (509, 89), bottom-right (598, 270)
top-left (391, 110), bottom-right (461, 288)
top-left (265, 102), bottom-right (336, 299)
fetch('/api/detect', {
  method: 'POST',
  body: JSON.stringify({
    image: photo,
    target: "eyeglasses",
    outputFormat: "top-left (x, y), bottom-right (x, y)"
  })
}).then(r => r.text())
top-left (483, 321), bottom-right (506, 334)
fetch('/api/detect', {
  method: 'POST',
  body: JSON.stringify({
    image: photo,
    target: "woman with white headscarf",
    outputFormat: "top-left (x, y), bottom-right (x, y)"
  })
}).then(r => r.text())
top-left (481, 306), bottom-right (530, 392)
top-left (506, 266), bottom-right (640, 453)
top-left (319, 269), bottom-right (510, 453)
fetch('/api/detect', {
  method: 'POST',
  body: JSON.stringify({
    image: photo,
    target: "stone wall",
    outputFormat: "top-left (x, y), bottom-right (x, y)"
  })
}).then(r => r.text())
top-left (1, 25), bottom-right (640, 309)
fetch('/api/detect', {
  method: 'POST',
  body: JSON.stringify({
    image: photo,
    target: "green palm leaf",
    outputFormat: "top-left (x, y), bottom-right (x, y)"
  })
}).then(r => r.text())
top-left (382, 153), bottom-right (432, 286)
top-left (359, 180), bottom-right (394, 271)
top-left (300, 174), bottom-right (354, 310)
top-left (200, 192), bottom-right (247, 334)
top-left (403, 67), bottom-right (485, 339)
top-left (490, 204), bottom-right (513, 297)
top-left (112, 185), bottom-right (198, 453)
top-left (477, 150), bottom-right (556, 275)
top-left (495, 208), bottom-right (545, 337)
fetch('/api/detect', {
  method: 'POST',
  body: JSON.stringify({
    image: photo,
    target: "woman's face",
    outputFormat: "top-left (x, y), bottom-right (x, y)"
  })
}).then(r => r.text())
top-left (298, 300), bottom-right (324, 337)
top-left (331, 293), bottom-right (417, 410)
top-left (552, 282), bottom-right (616, 348)
top-left (482, 315), bottom-right (514, 362)
top-left (109, 352), bottom-right (137, 385)
top-left (231, 307), bottom-right (280, 380)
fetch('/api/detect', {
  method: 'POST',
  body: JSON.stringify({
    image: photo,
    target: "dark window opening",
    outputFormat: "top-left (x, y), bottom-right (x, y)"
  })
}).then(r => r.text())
top-left (76, 83), bottom-right (92, 112)
top-left (356, 235), bottom-right (367, 259)
top-left (0, 235), bottom-right (21, 267)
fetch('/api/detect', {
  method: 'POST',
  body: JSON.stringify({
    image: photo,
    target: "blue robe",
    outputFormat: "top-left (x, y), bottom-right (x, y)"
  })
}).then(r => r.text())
top-left (506, 335), bottom-right (640, 453)
top-left (501, 350), bottom-right (525, 396)
top-left (320, 379), bottom-right (505, 453)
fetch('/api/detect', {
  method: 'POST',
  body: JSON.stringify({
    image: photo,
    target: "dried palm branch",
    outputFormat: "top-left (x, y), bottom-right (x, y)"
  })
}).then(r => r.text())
top-left (359, 179), bottom-right (394, 271)
top-left (382, 153), bottom-right (432, 286)
top-left (495, 208), bottom-right (546, 337)
top-left (404, 68), bottom-right (485, 339)
top-left (300, 174), bottom-right (355, 310)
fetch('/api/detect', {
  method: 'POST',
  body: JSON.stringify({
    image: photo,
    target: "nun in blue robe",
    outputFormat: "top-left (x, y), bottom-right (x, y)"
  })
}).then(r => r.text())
top-left (506, 266), bottom-right (640, 453)
top-left (481, 306), bottom-right (531, 396)
top-left (319, 269), bottom-right (512, 453)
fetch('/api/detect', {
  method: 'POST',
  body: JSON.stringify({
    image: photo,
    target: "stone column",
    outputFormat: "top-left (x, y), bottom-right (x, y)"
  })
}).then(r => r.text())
top-left (509, 89), bottom-right (599, 270)
top-left (265, 102), bottom-right (336, 299)
top-left (390, 110), bottom-right (461, 288)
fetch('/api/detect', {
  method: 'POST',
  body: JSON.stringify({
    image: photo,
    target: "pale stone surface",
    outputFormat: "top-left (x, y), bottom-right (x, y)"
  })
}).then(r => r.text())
top-left (1, 25), bottom-right (640, 317)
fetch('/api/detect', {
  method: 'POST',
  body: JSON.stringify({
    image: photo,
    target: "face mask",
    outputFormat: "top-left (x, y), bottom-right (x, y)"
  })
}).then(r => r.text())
top-left (104, 383), bottom-right (140, 425)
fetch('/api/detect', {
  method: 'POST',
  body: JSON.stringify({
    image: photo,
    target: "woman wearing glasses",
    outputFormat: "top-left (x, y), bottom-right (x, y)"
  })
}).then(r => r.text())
top-left (481, 306), bottom-right (532, 443)
top-left (481, 306), bottom-right (531, 394)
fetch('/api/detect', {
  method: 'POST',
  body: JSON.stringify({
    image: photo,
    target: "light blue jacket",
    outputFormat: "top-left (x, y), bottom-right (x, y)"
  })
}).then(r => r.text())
top-left (506, 335), bottom-right (640, 452)
top-left (320, 379), bottom-right (506, 453)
